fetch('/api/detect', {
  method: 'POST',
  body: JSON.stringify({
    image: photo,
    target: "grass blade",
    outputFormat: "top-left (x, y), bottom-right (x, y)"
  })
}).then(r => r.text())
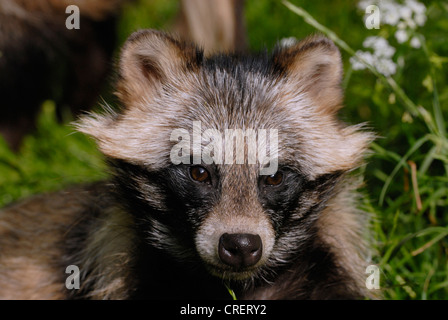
top-left (224, 283), bottom-right (237, 300)
top-left (379, 135), bottom-right (430, 206)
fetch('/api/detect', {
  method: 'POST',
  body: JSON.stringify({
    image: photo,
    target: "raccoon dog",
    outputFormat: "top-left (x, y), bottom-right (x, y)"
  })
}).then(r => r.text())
top-left (0, 30), bottom-right (374, 299)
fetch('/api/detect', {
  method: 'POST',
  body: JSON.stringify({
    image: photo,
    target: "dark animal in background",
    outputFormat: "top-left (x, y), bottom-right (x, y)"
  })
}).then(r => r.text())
top-left (0, 30), bottom-right (375, 299)
top-left (0, 0), bottom-right (128, 151)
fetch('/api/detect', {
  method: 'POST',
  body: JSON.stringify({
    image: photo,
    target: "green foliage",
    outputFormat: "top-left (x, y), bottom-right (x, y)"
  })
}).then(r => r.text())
top-left (0, 101), bottom-right (107, 206)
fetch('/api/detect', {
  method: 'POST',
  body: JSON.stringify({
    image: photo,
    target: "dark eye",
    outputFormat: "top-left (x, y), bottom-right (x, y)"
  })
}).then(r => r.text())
top-left (190, 166), bottom-right (210, 183)
top-left (265, 171), bottom-right (283, 186)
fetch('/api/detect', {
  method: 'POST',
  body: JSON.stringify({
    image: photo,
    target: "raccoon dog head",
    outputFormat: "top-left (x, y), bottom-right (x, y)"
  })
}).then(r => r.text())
top-left (78, 30), bottom-right (372, 282)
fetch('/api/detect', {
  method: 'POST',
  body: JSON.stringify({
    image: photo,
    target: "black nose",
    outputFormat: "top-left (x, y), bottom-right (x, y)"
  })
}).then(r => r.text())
top-left (218, 233), bottom-right (262, 269)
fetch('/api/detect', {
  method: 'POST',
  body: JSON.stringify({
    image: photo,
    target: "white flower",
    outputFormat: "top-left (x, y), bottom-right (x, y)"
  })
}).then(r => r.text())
top-left (405, 17), bottom-right (417, 30)
top-left (395, 30), bottom-right (409, 43)
top-left (399, 6), bottom-right (413, 20)
top-left (351, 36), bottom-right (397, 76)
top-left (358, 0), bottom-right (427, 28)
top-left (410, 36), bottom-right (421, 48)
top-left (350, 50), bottom-right (397, 77)
top-left (405, 0), bottom-right (426, 15)
top-left (375, 58), bottom-right (397, 76)
top-left (279, 37), bottom-right (298, 48)
top-left (350, 51), bottom-right (375, 70)
top-left (362, 36), bottom-right (379, 48)
top-left (353, 0), bottom-right (428, 75)
top-left (357, 0), bottom-right (374, 11)
top-left (382, 3), bottom-right (402, 26)
top-left (350, 57), bottom-right (364, 71)
top-left (414, 13), bottom-right (427, 26)
top-left (363, 36), bottom-right (396, 58)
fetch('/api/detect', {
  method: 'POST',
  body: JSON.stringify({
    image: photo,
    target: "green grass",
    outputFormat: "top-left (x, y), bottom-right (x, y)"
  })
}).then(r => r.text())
top-left (1, 0), bottom-right (447, 300)
top-left (0, 101), bottom-right (107, 205)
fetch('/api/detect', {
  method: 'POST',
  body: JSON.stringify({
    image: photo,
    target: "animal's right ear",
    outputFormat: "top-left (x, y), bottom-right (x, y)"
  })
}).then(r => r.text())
top-left (116, 29), bottom-right (203, 102)
top-left (273, 36), bottom-right (343, 115)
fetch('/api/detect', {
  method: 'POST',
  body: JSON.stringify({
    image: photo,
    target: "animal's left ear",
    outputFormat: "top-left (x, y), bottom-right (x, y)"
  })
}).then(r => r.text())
top-left (274, 36), bottom-right (343, 114)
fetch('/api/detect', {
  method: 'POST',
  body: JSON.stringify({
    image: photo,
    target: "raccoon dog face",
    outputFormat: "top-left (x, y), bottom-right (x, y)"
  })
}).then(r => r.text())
top-left (78, 30), bottom-right (371, 283)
